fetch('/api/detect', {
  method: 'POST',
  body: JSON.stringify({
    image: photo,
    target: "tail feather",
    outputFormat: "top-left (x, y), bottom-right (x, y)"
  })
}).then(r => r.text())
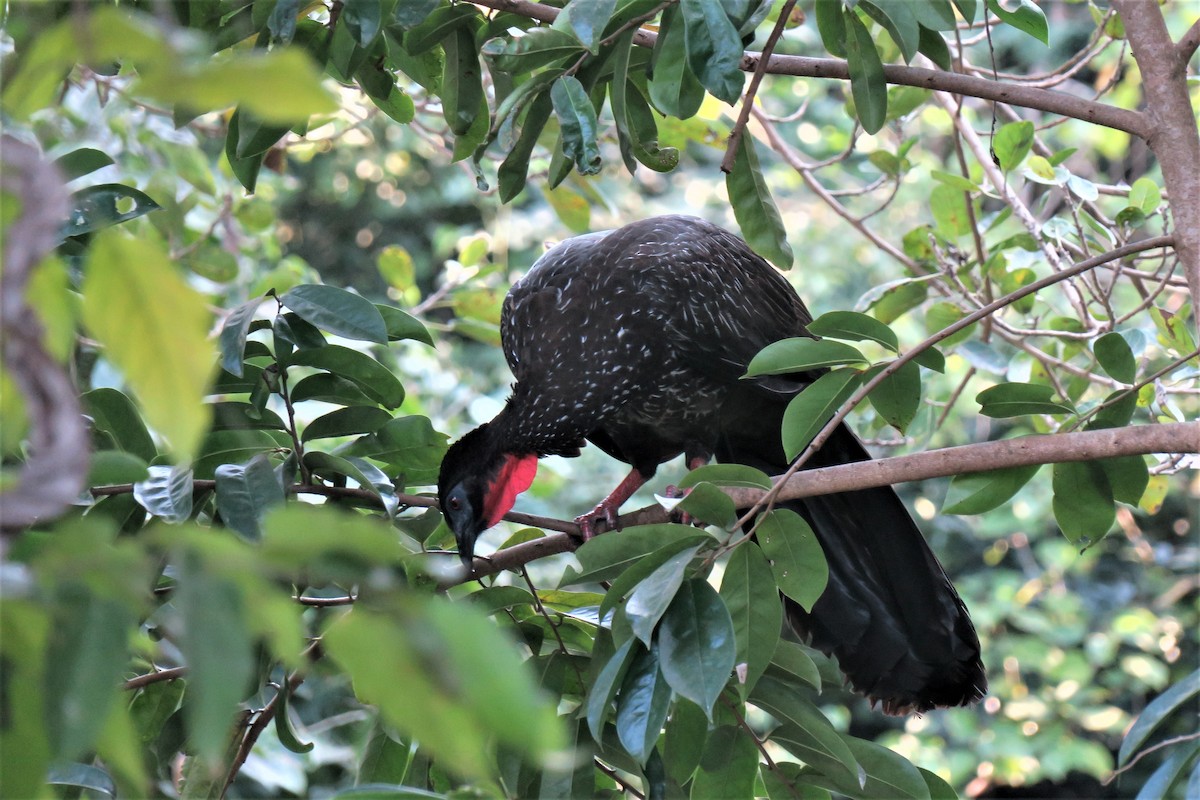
top-left (718, 391), bottom-right (986, 713)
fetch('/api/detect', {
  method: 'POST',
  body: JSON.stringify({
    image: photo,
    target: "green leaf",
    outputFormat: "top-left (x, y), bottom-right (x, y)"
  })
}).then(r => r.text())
top-left (987, 0), bottom-right (1049, 44)
top-left (674, 482), bottom-right (737, 528)
top-left (129, 679), bottom-right (185, 745)
top-left (678, 464), bottom-right (772, 491)
top-left (225, 109), bottom-right (265, 193)
top-left (815, 0), bottom-right (847, 58)
top-left (781, 369), bottom-right (862, 460)
top-left (866, 360), bottom-right (922, 433)
top-left (442, 26), bottom-right (484, 137)
top-left (133, 465), bottom-right (194, 523)
top-left (498, 91), bottom-right (554, 203)
top-left (751, 675), bottom-right (859, 779)
top-left (746, 339), bottom-right (867, 376)
top-left (679, 0), bottom-right (745, 105)
top-left (615, 641), bottom-right (673, 764)
top-left (1094, 331), bottom-right (1136, 383)
top-left (844, 8), bottom-right (888, 134)
top-left (47, 763), bottom-right (116, 797)
top-left (727, 133), bottom-right (792, 268)
top-left (586, 638), bottom-right (638, 741)
top-left (551, 76), bottom-right (602, 175)
top-left (930, 183), bottom-right (973, 238)
top-left (649, 5), bottom-right (705, 119)
top-left (82, 231), bottom-right (216, 461)
top-left (65, 183), bottom-right (160, 238)
top-left (1119, 669), bottom-right (1200, 767)
top-left (1100, 455), bottom-right (1149, 507)
top-left (176, 550), bottom-right (254, 763)
top-left (281, 284), bottom-right (389, 344)
top-left (214, 454), bottom-right (284, 541)
top-left (82, 388), bottom-right (158, 462)
top-left (719, 541), bottom-right (782, 696)
top-left (625, 81), bottom-right (680, 173)
top-left (993, 120), bottom-right (1035, 172)
top-left (869, 279), bottom-right (928, 324)
top-left (561, 524), bottom-right (713, 586)
top-left (301, 406), bottom-right (393, 442)
top-left (1052, 461), bottom-right (1115, 548)
top-left (976, 382), bottom-right (1075, 418)
top-left (262, 505), bottom-right (403, 574)
top-left (690, 726), bottom-right (759, 799)
top-left (658, 578), bottom-right (736, 720)
top-left (219, 297), bottom-right (264, 377)
top-left (376, 304), bottom-right (434, 345)
top-left (341, 0), bottom-right (382, 47)
top-left (768, 639), bottom-right (821, 691)
top-left (861, 0), bottom-right (920, 62)
top-left (86, 450), bottom-right (150, 487)
top-left (942, 464), bottom-right (1040, 515)
top-left (53, 147), bottom-right (115, 181)
top-left (627, 547), bottom-right (697, 646)
top-left (1128, 177), bottom-right (1162, 214)
top-left (351, 415), bottom-right (448, 473)
top-left (917, 25), bottom-right (953, 70)
top-left (358, 64), bottom-right (416, 124)
top-left (481, 28), bottom-right (583, 74)
top-left (560, 0), bottom-right (617, 53)
top-left (807, 311), bottom-right (899, 352)
top-left (288, 345), bottom-right (405, 408)
top-left (273, 681), bottom-right (314, 754)
top-left (404, 3), bottom-right (479, 53)
top-left (841, 737), bottom-right (931, 799)
top-left (756, 509), bottom-right (828, 612)
top-left (600, 540), bottom-right (707, 623)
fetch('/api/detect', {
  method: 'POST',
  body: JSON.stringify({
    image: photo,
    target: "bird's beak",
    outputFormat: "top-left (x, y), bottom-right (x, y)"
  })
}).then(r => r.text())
top-left (454, 525), bottom-right (478, 571)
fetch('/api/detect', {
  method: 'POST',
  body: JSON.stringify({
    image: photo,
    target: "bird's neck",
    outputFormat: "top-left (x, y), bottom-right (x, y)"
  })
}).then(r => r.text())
top-left (491, 388), bottom-right (591, 458)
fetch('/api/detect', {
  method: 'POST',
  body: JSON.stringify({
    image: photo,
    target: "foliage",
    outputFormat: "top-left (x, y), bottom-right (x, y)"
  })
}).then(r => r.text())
top-left (1, 1), bottom-right (1197, 799)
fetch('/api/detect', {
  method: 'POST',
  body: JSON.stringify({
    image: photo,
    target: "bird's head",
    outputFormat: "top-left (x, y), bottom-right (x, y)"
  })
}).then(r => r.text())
top-left (437, 423), bottom-right (538, 566)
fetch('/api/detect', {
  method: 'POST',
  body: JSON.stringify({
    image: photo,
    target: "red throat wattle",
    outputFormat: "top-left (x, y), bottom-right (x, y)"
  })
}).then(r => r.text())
top-left (483, 454), bottom-right (538, 528)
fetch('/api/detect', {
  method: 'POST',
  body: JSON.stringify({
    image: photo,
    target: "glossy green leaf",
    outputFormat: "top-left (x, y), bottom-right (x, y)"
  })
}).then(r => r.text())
top-left (719, 541), bottom-right (782, 696)
top-left (1119, 669), bottom-right (1200, 766)
top-left (839, 737), bottom-right (931, 799)
top-left (658, 578), bottom-right (736, 720)
top-left (768, 639), bottom-right (822, 691)
top-left (47, 763), bottom-right (116, 797)
top-left (82, 388), bottom-right (157, 462)
top-left (1052, 461), bottom-right (1115, 548)
top-left (627, 547), bottom-right (696, 646)
top-left (562, 524), bottom-right (712, 586)
top-left (281, 284), bottom-right (388, 344)
top-left (930, 184), bottom-right (973, 238)
top-left (129, 679), bottom-right (185, 746)
top-left (133, 466), bottom-right (194, 523)
top-left (404, 3), bottom-right (479, 53)
top-left (301, 406), bottom-right (392, 442)
top-left (209, 401), bottom-right (286, 432)
top-left (214, 454), bottom-right (284, 541)
top-left (442, 26), bottom-right (484, 137)
top-left (807, 311), bottom-right (899, 352)
top-left (942, 464), bottom-right (1041, 515)
top-left (976, 382), bottom-right (1075, 418)
top-left (358, 64), bottom-right (416, 124)
top-left (65, 183), bottom-right (161, 238)
top-left (649, 5), bottom-right (705, 118)
top-left (559, 0), bottom-right (616, 53)
top-left (225, 109), bottom-right (264, 193)
top-left (626, 81), bottom-right (680, 173)
top-left (219, 297), bottom-right (264, 377)
top-left (86, 450), bottom-right (150, 487)
top-left (756, 509), bottom-right (828, 612)
top-left (551, 76), bottom-right (602, 175)
top-left (751, 675), bottom-right (860, 779)
top-left (993, 120), bottom-right (1034, 172)
top-left (746, 339), bottom-right (867, 377)
top-left (1128, 177), bottom-right (1162, 214)
top-left (273, 681), bottom-right (314, 754)
top-left (587, 638), bottom-right (638, 741)
top-left (376, 304), bottom-right (434, 345)
top-left (674, 482), bottom-right (737, 528)
top-left (727, 133), bottom-right (792, 268)
top-left (678, 464), bottom-right (772, 491)
top-left (861, 0), bottom-right (920, 62)
top-left (481, 27), bottom-right (583, 74)
top-left (781, 369), bottom-right (862, 460)
top-left (498, 92), bottom-right (553, 203)
top-left (844, 8), bottom-right (888, 134)
top-left (814, 0), bottom-right (847, 58)
top-left (690, 725), bottom-right (759, 799)
top-left (341, 0), bottom-right (382, 47)
top-left (987, 0), bottom-right (1048, 44)
top-left (679, 0), bottom-right (745, 105)
top-left (82, 232), bottom-right (216, 460)
top-left (53, 147), bottom-right (115, 181)
top-left (917, 25), bottom-right (953, 70)
top-left (615, 641), bottom-right (673, 764)
top-left (352, 415), bottom-right (449, 472)
top-left (1094, 331), bottom-right (1136, 384)
top-left (288, 345), bottom-right (405, 408)
top-left (601, 540), bottom-right (705, 622)
top-left (866, 360), bottom-right (922, 433)
top-left (1100, 455), bottom-right (1149, 507)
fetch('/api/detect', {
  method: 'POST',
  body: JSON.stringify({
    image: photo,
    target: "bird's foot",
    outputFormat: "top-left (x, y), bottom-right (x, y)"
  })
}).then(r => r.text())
top-left (663, 484), bottom-right (695, 527)
top-left (575, 500), bottom-right (622, 540)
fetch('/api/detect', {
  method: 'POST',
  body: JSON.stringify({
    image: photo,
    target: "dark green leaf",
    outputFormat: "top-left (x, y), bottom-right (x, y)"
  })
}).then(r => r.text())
top-left (402, 1), bottom-right (476, 50)
top-left (627, 547), bottom-right (697, 646)
top-left (674, 482), bottom-right (737, 528)
top-left (210, 401), bottom-right (287, 431)
top-left (953, 0), bottom-right (977, 23)
top-left (861, 0), bottom-right (920, 62)
top-left (866, 360), bottom-right (922, 433)
top-left (658, 578), bottom-right (736, 720)
top-left (840, 737), bottom-right (931, 799)
top-left (1100, 455), bottom-right (1149, 507)
top-left (481, 28), bottom-right (583, 74)
top-left (869, 279), bottom-right (928, 324)
top-left (289, 373), bottom-right (375, 406)
top-left (678, 464), bottom-right (772, 491)
top-left (679, 0), bottom-right (745, 105)
top-left (808, 310), bottom-right (899, 352)
top-left (560, 0), bottom-right (617, 53)
top-left (129, 679), bottom-right (185, 745)
top-left (719, 541), bottom-right (782, 696)
top-left (663, 697), bottom-right (709, 785)
top-left (301, 406), bottom-right (393, 442)
top-left (552, 76), bottom-right (602, 175)
top-left (341, 0), bottom-right (382, 47)
top-left (357, 64), bottom-right (416, 124)
top-left (987, 0), bottom-right (1048, 44)
top-left (844, 8), bottom-right (888, 134)
top-left (357, 723), bottom-right (413, 785)
top-left (756, 509), bottom-right (828, 612)
top-left (942, 464), bottom-right (1040, 515)
top-left (353, 415), bottom-right (448, 472)
top-left (214, 454), bottom-right (284, 541)
top-left (273, 682), bottom-right (314, 754)
top-left (441, 26), bottom-right (483, 136)
top-left (781, 369), bottom-right (862, 460)
top-left (225, 109), bottom-right (264, 192)
top-left (133, 465), bottom-right (194, 523)
top-left (600, 540), bottom-right (706, 622)
top-left (561, 524), bottom-right (713, 586)
top-left (690, 725), bottom-right (759, 799)
top-left (814, 0), bottom-right (847, 57)
top-left (266, 0), bottom-right (300, 43)
top-left (768, 639), bottom-right (822, 691)
top-left (65, 183), bottom-right (160, 238)
top-left (587, 638), bottom-right (638, 741)
top-left (649, 5), bottom-right (705, 118)
top-left (615, 641), bottom-right (673, 764)
top-left (1094, 331), bottom-right (1136, 384)
top-left (86, 450), bottom-right (150, 487)
top-left (53, 147), bottom-right (114, 181)
top-left (376, 304), bottom-right (434, 345)
top-left (498, 92), bottom-right (554, 203)
top-left (47, 763), bottom-right (116, 797)
top-left (976, 382), bottom-right (1075, 418)
top-left (746, 339), bottom-right (867, 376)
top-left (908, 0), bottom-right (957, 30)
top-left (727, 133), bottom-right (792, 268)
top-left (625, 81), bottom-right (680, 172)
top-left (993, 120), bottom-right (1034, 172)
top-left (83, 388), bottom-right (157, 462)
top-left (917, 24), bottom-right (953, 70)
top-left (751, 675), bottom-right (859, 780)
top-left (289, 345), bottom-right (405, 408)
top-left (219, 297), bottom-right (264, 377)
top-left (1052, 461), bottom-right (1114, 548)
top-left (1119, 669), bottom-right (1200, 767)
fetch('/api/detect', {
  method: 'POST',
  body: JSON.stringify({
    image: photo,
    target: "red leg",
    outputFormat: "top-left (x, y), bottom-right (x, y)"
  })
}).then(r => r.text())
top-left (665, 454), bottom-right (711, 526)
top-left (575, 468), bottom-right (649, 539)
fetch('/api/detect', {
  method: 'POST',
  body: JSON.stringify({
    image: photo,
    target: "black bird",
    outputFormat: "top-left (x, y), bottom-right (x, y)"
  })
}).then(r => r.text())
top-left (438, 215), bottom-right (985, 714)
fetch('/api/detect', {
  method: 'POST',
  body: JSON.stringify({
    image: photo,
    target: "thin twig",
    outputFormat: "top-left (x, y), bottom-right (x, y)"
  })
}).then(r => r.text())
top-left (721, 0), bottom-right (796, 174)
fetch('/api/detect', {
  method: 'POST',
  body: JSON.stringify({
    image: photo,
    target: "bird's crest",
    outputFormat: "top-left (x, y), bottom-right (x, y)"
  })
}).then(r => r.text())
top-left (483, 453), bottom-right (538, 528)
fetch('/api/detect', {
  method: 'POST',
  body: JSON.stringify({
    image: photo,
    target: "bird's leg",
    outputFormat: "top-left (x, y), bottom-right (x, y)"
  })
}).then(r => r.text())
top-left (575, 467), bottom-right (649, 540)
top-left (664, 454), bottom-right (711, 526)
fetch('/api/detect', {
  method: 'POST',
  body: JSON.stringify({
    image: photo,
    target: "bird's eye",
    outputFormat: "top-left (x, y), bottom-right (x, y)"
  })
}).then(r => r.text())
top-left (447, 497), bottom-right (462, 512)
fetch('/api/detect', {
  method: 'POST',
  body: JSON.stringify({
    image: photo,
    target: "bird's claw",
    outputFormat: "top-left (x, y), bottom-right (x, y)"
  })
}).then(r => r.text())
top-left (664, 484), bottom-right (696, 526)
top-left (575, 502), bottom-right (621, 540)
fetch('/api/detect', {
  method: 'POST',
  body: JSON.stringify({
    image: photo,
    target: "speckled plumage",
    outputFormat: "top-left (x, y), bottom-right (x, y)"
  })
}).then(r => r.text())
top-left (439, 215), bottom-right (985, 714)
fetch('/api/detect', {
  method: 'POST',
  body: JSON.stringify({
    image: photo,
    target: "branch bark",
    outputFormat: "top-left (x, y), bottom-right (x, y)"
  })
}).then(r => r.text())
top-left (454, 421), bottom-right (1198, 584)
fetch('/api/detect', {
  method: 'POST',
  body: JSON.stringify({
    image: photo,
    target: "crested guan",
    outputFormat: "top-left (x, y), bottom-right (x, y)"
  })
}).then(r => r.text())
top-left (438, 215), bottom-right (986, 714)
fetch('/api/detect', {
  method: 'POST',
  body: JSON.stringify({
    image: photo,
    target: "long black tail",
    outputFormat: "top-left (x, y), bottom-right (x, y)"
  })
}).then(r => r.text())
top-left (718, 391), bottom-right (986, 714)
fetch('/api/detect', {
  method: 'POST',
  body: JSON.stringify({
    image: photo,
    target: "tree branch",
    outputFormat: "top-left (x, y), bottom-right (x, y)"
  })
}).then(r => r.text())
top-left (470, 0), bottom-right (1150, 139)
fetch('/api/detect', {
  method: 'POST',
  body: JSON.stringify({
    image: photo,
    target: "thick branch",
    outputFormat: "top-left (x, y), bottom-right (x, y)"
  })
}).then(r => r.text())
top-left (454, 422), bottom-right (1198, 584)
top-left (1112, 1), bottom-right (1200, 318)
top-left (471, 0), bottom-right (1150, 139)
